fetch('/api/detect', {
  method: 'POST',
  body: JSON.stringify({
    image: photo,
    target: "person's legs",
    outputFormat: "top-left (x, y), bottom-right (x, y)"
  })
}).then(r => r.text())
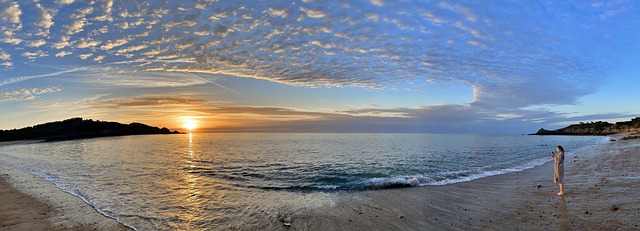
top-left (557, 183), bottom-right (564, 196)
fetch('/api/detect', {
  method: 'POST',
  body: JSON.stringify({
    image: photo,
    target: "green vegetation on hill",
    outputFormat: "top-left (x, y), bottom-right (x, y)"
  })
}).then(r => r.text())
top-left (0, 118), bottom-right (182, 142)
top-left (533, 117), bottom-right (640, 135)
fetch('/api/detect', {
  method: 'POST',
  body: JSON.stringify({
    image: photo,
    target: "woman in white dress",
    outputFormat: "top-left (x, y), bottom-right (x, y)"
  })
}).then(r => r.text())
top-left (551, 145), bottom-right (565, 196)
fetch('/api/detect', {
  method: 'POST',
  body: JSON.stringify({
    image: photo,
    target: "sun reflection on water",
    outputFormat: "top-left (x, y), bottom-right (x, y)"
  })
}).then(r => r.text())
top-left (178, 132), bottom-right (206, 230)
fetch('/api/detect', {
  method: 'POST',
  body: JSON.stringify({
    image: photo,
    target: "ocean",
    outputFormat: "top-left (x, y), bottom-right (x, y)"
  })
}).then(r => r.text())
top-left (0, 133), bottom-right (605, 230)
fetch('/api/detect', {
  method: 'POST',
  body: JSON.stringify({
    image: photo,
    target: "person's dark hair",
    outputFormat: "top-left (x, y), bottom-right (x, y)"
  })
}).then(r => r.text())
top-left (557, 145), bottom-right (564, 153)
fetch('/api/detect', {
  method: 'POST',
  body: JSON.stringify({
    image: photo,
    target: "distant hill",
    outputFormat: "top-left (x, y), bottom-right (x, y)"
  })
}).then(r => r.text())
top-left (0, 118), bottom-right (182, 142)
top-left (532, 117), bottom-right (640, 135)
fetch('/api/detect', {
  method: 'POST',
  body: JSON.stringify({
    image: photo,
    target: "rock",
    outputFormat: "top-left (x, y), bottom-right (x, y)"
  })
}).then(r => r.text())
top-left (610, 205), bottom-right (620, 211)
top-left (584, 211), bottom-right (589, 215)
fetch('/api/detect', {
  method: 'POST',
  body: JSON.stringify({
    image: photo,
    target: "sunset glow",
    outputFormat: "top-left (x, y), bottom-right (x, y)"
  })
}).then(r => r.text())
top-left (183, 118), bottom-right (197, 131)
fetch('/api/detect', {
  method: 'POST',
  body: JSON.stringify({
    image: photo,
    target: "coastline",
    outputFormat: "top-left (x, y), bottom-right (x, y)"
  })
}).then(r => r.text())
top-left (0, 141), bottom-right (129, 231)
top-left (1, 136), bottom-right (639, 230)
top-left (246, 134), bottom-right (640, 230)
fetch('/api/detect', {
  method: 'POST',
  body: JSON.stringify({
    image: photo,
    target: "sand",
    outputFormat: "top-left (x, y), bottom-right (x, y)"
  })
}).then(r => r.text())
top-left (0, 176), bottom-right (55, 230)
top-left (1, 137), bottom-right (639, 230)
top-left (0, 141), bottom-right (129, 231)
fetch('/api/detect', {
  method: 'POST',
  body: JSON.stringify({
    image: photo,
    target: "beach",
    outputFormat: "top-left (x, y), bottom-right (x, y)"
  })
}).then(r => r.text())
top-left (245, 134), bottom-right (640, 230)
top-left (1, 136), bottom-right (639, 230)
top-left (0, 141), bottom-right (128, 231)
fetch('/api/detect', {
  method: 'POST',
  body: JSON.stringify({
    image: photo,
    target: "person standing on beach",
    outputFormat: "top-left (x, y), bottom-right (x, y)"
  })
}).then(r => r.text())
top-left (551, 145), bottom-right (565, 196)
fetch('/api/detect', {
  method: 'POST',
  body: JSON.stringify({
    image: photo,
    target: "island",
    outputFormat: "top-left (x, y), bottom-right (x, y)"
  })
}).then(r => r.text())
top-left (531, 117), bottom-right (640, 136)
top-left (0, 118), bottom-right (182, 142)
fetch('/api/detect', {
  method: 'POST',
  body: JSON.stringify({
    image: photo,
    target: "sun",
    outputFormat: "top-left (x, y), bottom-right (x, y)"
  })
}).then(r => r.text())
top-left (182, 118), bottom-right (197, 131)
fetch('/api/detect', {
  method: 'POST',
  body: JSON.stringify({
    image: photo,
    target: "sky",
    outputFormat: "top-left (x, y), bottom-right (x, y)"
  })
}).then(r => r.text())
top-left (1, 0), bottom-right (639, 133)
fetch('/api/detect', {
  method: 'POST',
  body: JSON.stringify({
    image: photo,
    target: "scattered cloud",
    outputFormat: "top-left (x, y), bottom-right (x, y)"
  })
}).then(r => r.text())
top-left (0, 1), bottom-right (22, 24)
top-left (78, 53), bottom-right (93, 60)
top-left (27, 39), bottom-right (47, 47)
top-left (0, 0), bottom-right (636, 131)
top-left (1, 62), bottom-right (13, 68)
top-left (66, 17), bottom-right (89, 35)
top-left (300, 7), bottom-right (326, 18)
top-left (55, 51), bottom-right (72, 57)
top-left (101, 38), bottom-right (129, 50)
top-left (371, 0), bottom-right (384, 7)
top-left (0, 87), bottom-right (62, 103)
top-left (94, 55), bottom-right (104, 62)
top-left (76, 38), bottom-right (101, 49)
top-left (34, 3), bottom-right (55, 35)
top-left (0, 50), bottom-right (10, 60)
top-left (51, 35), bottom-right (72, 49)
top-left (21, 50), bottom-right (48, 60)
top-left (56, 0), bottom-right (75, 5)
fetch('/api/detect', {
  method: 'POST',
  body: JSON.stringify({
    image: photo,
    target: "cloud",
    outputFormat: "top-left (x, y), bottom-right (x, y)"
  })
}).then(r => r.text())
top-left (0, 50), bottom-right (10, 60)
top-left (94, 55), bottom-right (105, 62)
top-left (0, 1), bottom-right (23, 45)
top-left (0, 1), bottom-right (22, 24)
top-left (56, 0), bottom-right (75, 5)
top-left (84, 70), bottom-right (209, 88)
top-left (116, 44), bottom-right (148, 54)
top-left (1, 36), bottom-right (22, 45)
top-left (0, 67), bottom-right (88, 87)
top-left (55, 51), bottom-right (73, 57)
top-left (101, 38), bottom-right (129, 50)
top-left (300, 7), bottom-right (326, 18)
top-left (76, 38), bottom-right (101, 49)
top-left (91, 95), bottom-right (206, 109)
top-left (0, 87), bottom-right (62, 103)
top-left (78, 53), bottom-right (92, 60)
top-left (0, 0), bottom-right (632, 112)
top-left (191, 104), bottom-right (635, 133)
top-left (27, 39), bottom-right (47, 47)
top-left (35, 3), bottom-right (56, 35)
top-left (371, 0), bottom-right (384, 6)
top-left (66, 17), bottom-right (89, 35)
top-left (1, 62), bottom-right (13, 68)
top-left (51, 35), bottom-right (72, 49)
top-left (21, 51), bottom-right (48, 60)
top-left (268, 8), bottom-right (288, 18)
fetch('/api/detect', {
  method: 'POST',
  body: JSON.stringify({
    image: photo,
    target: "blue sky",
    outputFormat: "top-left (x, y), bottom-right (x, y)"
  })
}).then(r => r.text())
top-left (0, 0), bottom-right (639, 133)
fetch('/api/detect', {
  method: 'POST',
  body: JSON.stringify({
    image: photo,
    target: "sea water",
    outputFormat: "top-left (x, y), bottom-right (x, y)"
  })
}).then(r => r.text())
top-left (0, 133), bottom-right (605, 230)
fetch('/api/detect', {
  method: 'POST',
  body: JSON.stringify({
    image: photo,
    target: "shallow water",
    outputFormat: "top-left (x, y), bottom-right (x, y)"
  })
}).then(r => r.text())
top-left (0, 133), bottom-right (605, 230)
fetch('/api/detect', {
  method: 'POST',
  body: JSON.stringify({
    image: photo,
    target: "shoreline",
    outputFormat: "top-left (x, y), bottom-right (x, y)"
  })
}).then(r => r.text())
top-left (245, 134), bottom-right (640, 230)
top-left (1, 136), bottom-right (639, 230)
top-left (0, 141), bottom-right (129, 231)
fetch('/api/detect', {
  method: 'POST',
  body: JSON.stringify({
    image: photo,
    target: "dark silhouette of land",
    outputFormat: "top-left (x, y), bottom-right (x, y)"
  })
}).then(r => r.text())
top-left (0, 118), bottom-right (182, 142)
top-left (532, 117), bottom-right (640, 136)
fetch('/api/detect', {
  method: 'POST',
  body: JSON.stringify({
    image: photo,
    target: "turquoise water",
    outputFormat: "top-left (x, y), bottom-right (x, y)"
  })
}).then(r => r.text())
top-left (0, 133), bottom-right (605, 230)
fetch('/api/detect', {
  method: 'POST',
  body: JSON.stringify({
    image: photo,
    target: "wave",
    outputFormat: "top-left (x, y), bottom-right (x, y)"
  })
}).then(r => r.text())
top-left (18, 167), bottom-right (139, 231)
top-left (269, 157), bottom-right (554, 191)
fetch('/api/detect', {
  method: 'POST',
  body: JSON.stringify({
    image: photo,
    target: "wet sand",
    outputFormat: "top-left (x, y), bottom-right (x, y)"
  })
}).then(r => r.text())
top-left (249, 135), bottom-right (640, 230)
top-left (0, 141), bottom-right (129, 231)
top-left (2, 137), bottom-right (639, 230)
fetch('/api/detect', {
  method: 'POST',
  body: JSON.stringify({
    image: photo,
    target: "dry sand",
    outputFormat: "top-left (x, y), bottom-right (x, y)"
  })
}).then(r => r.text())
top-left (1, 137), bottom-right (639, 230)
